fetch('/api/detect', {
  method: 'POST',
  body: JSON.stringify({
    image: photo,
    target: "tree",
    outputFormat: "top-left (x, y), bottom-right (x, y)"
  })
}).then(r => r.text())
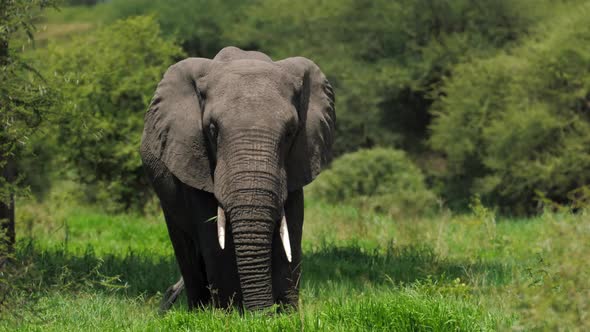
top-left (429, 5), bottom-right (590, 212)
top-left (40, 16), bottom-right (183, 211)
top-left (0, 0), bottom-right (57, 262)
top-left (225, 0), bottom-right (553, 156)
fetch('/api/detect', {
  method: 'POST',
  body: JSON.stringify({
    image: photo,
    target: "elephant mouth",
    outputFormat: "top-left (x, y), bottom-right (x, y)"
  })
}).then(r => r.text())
top-left (216, 206), bottom-right (292, 262)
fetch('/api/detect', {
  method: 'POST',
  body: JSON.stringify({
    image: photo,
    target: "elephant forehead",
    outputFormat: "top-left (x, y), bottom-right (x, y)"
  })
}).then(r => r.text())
top-left (207, 60), bottom-right (298, 92)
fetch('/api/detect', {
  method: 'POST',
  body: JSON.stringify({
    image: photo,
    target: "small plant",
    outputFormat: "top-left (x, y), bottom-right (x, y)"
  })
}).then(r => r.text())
top-left (469, 195), bottom-right (496, 237)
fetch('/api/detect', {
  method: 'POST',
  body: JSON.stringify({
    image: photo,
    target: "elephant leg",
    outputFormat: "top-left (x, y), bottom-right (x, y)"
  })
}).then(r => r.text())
top-left (143, 155), bottom-right (211, 310)
top-left (272, 189), bottom-right (304, 310)
top-left (159, 277), bottom-right (184, 313)
top-left (164, 211), bottom-right (210, 310)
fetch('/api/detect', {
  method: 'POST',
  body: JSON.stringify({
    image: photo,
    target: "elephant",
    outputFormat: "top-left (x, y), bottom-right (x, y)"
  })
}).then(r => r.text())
top-left (140, 46), bottom-right (335, 311)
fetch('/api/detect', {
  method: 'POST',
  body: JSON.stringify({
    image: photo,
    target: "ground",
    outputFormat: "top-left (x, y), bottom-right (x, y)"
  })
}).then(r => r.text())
top-left (1, 197), bottom-right (588, 331)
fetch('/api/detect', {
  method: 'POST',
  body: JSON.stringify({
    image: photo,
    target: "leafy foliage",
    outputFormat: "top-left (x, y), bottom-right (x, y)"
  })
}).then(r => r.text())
top-left (39, 16), bottom-right (183, 210)
top-left (1, 0), bottom-right (56, 198)
top-left (0, 0), bottom-right (58, 254)
top-left (0, 60), bottom-right (54, 198)
top-left (309, 148), bottom-right (437, 217)
top-left (430, 5), bottom-right (590, 212)
top-left (11, 0), bottom-right (590, 214)
top-left (63, 0), bottom-right (252, 58)
top-left (226, 0), bottom-right (555, 154)
top-left (64, 0), bottom-right (103, 5)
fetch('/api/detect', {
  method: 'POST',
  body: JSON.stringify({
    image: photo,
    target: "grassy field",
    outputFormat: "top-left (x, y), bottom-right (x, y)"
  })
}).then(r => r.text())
top-left (1, 197), bottom-right (588, 331)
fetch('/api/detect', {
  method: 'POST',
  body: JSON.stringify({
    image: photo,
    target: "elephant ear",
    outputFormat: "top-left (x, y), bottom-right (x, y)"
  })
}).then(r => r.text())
top-left (276, 57), bottom-right (336, 191)
top-left (140, 58), bottom-right (214, 192)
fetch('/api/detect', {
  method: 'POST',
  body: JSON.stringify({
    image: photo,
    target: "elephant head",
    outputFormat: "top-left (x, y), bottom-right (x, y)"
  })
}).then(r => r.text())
top-left (141, 47), bottom-right (335, 310)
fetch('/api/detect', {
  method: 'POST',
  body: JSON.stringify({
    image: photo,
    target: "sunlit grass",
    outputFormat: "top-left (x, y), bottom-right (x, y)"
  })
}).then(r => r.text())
top-left (2, 198), bottom-right (588, 331)
top-left (2, 288), bottom-right (505, 332)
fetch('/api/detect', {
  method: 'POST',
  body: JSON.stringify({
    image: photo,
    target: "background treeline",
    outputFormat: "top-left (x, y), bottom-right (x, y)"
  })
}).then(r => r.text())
top-left (14, 0), bottom-right (590, 215)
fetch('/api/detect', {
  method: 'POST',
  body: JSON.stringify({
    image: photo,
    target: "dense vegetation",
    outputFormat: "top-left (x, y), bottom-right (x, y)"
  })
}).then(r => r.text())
top-left (38, 16), bottom-right (183, 210)
top-left (10, 0), bottom-right (587, 213)
top-left (1, 0), bottom-right (589, 330)
top-left (1, 0), bottom-right (58, 257)
top-left (431, 8), bottom-right (590, 212)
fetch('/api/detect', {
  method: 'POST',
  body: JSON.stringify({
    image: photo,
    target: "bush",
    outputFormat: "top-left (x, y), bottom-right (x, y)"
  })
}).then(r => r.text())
top-left (75, 0), bottom-right (250, 58)
top-left (37, 16), bottom-right (184, 211)
top-left (429, 5), bottom-right (590, 213)
top-left (226, 0), bottom-right (557, 155)
top-left (308, 148), bottom-right (438, 217)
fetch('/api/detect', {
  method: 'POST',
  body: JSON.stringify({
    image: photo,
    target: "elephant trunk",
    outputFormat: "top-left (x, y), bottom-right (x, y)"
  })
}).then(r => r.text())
top-left (215, 129), bottom-right (286, 310)
top-left (228, 197), bottom-right (278, 310)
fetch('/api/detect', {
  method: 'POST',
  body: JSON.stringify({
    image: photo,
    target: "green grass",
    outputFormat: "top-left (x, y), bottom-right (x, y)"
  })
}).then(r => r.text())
top-left (1, 198), bottom-right (588, 331)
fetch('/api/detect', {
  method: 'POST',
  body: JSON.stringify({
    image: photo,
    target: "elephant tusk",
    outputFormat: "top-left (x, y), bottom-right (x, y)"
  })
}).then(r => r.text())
top-left (217, 206), bottom-right (226, 250)
top-left (280, 210), bottom-right (292, 262)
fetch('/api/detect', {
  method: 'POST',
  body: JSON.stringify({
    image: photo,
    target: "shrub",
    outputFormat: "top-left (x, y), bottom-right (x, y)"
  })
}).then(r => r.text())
top-left (308, 148), bottom-right (438, 217)
top-left (85, 0), bottom-right (251, 58)
top-left (227, 0), bottom-right (557, 155)
top-left (429, 5), bottom-right (590, 212)
top-left (38, 16), bottom-right (184, 211)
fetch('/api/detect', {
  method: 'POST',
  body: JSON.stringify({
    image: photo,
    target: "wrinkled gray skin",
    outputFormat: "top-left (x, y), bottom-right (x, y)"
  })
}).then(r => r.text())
top-left (140, 47), bottom-right (335, 311)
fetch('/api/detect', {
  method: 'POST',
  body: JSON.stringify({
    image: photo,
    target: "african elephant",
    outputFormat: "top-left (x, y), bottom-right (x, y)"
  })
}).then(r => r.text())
top-left (140, 47), bottom-right (335, 311)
